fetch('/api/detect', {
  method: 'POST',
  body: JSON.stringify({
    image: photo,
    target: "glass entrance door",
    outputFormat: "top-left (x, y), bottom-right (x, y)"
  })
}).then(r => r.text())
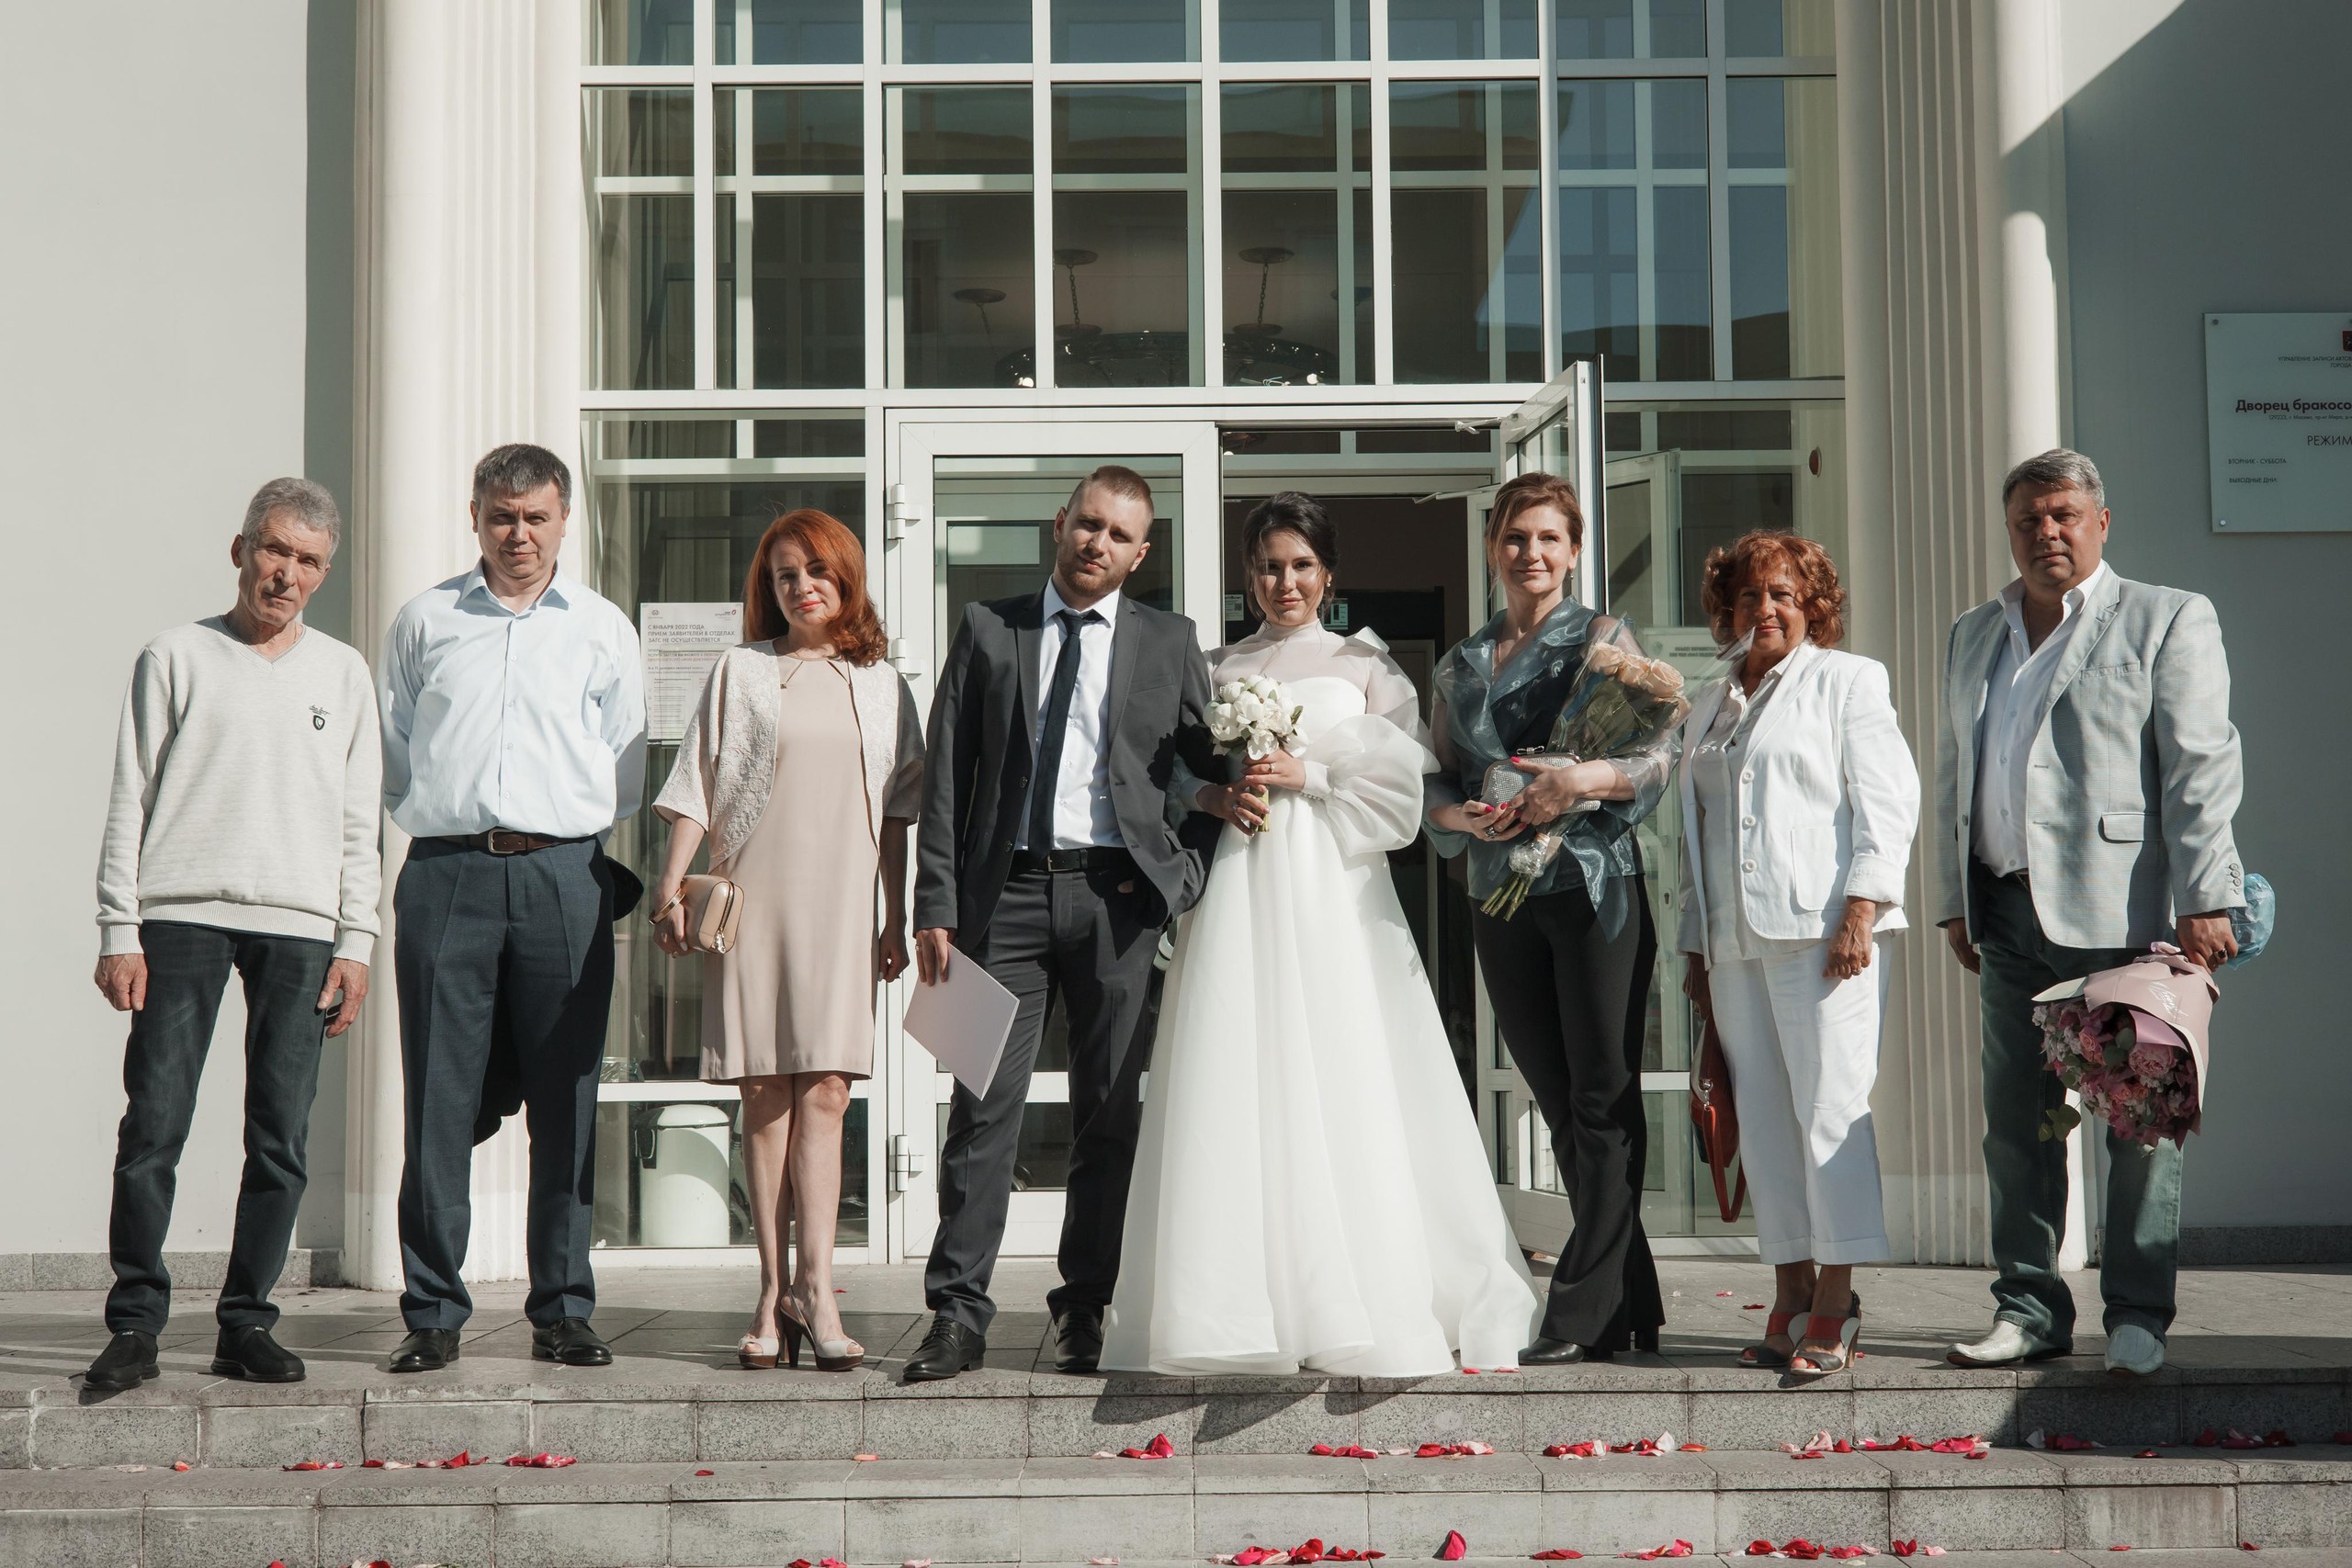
top-left (882, 416), bottom-right (1222, 1263)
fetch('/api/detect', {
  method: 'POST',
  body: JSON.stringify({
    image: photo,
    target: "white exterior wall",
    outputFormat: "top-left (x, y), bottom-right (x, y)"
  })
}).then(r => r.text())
top-left (2057, 0), bottom-right (2352, 1235)
top-left (0, 1), bottom-right (322, 1260)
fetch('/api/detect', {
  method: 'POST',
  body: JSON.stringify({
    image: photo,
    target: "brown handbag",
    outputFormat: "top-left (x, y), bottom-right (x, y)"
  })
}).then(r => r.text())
top-left (653, 874), bottom-right (744, 955)
top-left (1689, 1015), bottom-right (1748, 1224)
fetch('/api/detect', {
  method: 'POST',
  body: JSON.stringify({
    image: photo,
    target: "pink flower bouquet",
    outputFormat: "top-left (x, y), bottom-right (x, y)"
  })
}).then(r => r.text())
top-left (2031, 945), bottom-right (2219, 1148)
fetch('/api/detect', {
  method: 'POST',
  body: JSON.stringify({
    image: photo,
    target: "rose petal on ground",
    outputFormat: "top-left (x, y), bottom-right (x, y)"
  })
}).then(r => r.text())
top-left (1747, 1544), bottom-right (1778, 1558)
top-left (695, 1469), bottom-right (715, 1476)
top-left (1531, 1551), bottom-right (1586, 1561)
top-left (1887, 1542), bottom-right (1917, 1559)
top-left (1716, 1292), bottom-right (1735, 1297)
top-left (1439, 1529), bottom-right (1468, 1561)
top-left (2241, 1544), bottom-right (2261, 1551)
top-left (1679, 1443), bottom-right (1709, 1452)
top-left (789, 1559), bottom-right (812, 1566)
top-left (1311, 1444), bottom-right (1337, 1457)
top-left (854, 1453), bottom-right (882, 1462)
top-left (2195, 1428), bottom-right (2222, 1447)
top-left (2263, 1429), bottom-right (2295, 1447)
top-left (1148, 1432), bottom-right (1176, 1459)
top-left (1742, 1303), bottom-right (1769, 1310)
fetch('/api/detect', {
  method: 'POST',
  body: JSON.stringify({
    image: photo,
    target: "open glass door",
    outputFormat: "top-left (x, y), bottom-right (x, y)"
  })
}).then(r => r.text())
top-left (880, 416), bottom-right (1222, 1264)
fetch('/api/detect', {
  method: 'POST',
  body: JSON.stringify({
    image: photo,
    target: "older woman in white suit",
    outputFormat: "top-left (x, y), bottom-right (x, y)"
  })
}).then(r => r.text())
top-left (1679, 532), bottom-right (1918, 1377)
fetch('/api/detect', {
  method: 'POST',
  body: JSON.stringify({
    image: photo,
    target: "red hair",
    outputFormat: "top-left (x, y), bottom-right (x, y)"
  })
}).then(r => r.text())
top-left (743, 509), bottom-right (888, 665)
top-left (1698, 529), bottom-right (1848, 649)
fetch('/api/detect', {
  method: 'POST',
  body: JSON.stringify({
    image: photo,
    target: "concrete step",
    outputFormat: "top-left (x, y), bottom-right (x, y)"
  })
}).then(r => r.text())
top-left (2, 1449), bottom-right (2347, 1565)
top-left (6, 1348), bottom-right (2350, 1470)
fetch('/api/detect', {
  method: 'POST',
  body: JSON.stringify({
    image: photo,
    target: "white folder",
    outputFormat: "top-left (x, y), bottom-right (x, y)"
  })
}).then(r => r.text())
top-left (901, 947), bottom-right (1018, 1100)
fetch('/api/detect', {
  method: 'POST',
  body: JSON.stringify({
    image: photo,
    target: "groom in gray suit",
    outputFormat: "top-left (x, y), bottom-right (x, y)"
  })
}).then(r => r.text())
top-left (1935, 448), bottom-right (2244, 1378)
top-left (906, 465), bottom-right (1217, 1382)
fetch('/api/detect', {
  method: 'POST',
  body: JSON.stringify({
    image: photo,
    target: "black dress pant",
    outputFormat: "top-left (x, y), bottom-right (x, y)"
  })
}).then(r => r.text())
top-left (926, 863), bottom-right (1160, 1334)
top-left (106, 921), bottom-right (334, 1336)
top-left (393, 839), bottom-right (613, 1331)
top-left (1471, 875), bottom-right (1663, 1348)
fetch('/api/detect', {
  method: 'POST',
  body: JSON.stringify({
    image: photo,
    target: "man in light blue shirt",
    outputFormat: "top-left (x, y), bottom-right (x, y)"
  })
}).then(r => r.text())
top-left (379, 443), bottom-right (646, 1373)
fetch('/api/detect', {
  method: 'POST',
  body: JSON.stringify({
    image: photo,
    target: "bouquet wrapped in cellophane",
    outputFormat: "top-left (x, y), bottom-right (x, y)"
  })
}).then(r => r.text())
top-left (2032, 944), bottom-right (2218, 1149)
top-left (1477, 630), bottom-right (1747, 919)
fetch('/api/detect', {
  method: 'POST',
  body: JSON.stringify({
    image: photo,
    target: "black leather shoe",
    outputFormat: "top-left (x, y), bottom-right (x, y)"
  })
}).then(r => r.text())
top-left (1052, 1310), bottom-right (1104, 1374)
top-left (533, 1317), bottom-right (613, 1367)
top-left (211, 1325), bottom-right (304, 1383)
top-left (1521, 1337), bottom-right (1612, 1365)
top-left (85, 1330), bottom-right (159, 1392)
top-left (389, 1327), bottom-right (461, 1373)
top-left (901, 1317), bottom-right (986, 1382)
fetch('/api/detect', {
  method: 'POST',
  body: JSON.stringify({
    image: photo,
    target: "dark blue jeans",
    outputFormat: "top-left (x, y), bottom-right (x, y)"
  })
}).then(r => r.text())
top-left (1975, 868), bottom-right (2183, 1348)
top-left (107, 920), bottom-right (334, 1335)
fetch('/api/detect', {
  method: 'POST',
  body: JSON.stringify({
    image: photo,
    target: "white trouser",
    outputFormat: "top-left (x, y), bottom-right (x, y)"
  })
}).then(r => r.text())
top-left (1707, 939), bottom-right (1891, 1266)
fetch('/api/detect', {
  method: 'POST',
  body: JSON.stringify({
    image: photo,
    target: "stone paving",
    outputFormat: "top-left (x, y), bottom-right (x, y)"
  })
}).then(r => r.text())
top-left (1, 1261), bottom-right (2346, 1563)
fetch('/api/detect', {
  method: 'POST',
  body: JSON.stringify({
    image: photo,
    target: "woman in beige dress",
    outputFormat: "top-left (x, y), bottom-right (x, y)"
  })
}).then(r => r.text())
top-left (650, 508), bottom-right (922, 1371)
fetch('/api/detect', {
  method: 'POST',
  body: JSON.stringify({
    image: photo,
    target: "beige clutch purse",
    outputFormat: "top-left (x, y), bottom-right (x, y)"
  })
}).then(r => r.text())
top-left (654, 874), bottom-right (743, 955)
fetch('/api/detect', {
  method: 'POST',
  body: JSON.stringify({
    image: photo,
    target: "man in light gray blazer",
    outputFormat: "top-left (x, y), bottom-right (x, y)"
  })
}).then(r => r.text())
top-left (1935, 448), bottom-right (2245, 1378)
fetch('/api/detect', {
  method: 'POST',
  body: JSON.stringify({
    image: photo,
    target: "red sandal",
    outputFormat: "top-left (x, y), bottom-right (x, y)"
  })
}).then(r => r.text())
top-left (1739, 1310), bottom-right (1801, 1369)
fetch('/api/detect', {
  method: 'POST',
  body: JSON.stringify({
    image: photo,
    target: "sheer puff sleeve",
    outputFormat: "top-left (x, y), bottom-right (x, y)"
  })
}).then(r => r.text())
top-left (1293, 630), bottom-right (1439, 858)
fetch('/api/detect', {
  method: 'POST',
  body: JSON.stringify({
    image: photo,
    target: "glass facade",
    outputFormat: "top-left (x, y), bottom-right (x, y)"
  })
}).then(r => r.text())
top-left (585, 0), bottom-right (1842, 1254)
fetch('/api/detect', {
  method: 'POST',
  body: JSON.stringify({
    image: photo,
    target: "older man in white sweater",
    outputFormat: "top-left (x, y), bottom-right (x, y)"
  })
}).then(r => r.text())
top-left (87, 477), bottom-right (381, 1393)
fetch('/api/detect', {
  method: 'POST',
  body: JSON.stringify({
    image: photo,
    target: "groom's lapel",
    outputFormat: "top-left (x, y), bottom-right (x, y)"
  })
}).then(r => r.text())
top-left (1105, 595), bottom-right (1142, 742)
top-left (1014, 589), bottom-right (1046, 753)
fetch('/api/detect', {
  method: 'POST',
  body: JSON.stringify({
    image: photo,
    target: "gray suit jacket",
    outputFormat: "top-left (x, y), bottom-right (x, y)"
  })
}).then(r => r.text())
top-left (1934, 570), bottom-right (2245, 949)
top-left (913, 589), bottom-right (1219, 942)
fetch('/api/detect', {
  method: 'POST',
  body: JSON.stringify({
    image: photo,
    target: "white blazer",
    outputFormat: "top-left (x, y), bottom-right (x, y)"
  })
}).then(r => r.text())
top-left (1674, 642), bottom-right (1921, 961)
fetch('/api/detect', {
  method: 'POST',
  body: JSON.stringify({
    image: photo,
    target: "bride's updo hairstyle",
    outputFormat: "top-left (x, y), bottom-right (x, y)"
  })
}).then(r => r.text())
top-left (1239, 491), bottom-right (1340, 620)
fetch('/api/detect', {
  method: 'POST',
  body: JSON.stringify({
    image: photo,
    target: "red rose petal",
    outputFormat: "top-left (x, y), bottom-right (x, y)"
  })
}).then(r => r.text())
top-left (1311, 1443), bottom-right (1337, 1457)
top-left (1746, 1544), bottom-right (1777, 1558)
top-left (1888, 1542), bottom-right (1917, 1560)
top-left (1440, 1529), bottom-right (1468, 1561)
top-left (2241, 1544), bottom-right (2261, 1552)
top-left (790, 1559), bottom-right (813, 1566)
top-left (2263, 1429), bottom-right (2295, 1448)
top-left (854, 1452), bottom-right (882, 1461)
top-left (1716, 1291), bottom-right (1735, 1297)
top-left (1148, 1432), bottom-right (1175, 1459)
top-left (1679, 1442), bottom-right (1708, 1452)
top-left (2194, 1427), bottom-right (2222, 1447)
top-left (1831, 1438), bottom-right (1853, 1454)
top-left (1531, 1552), bottom-right (1586, 1561)
top-left (695, 1468), bottom-right (715, 1476)
top-left (1741, 1303), bottom-right (1769, 1310)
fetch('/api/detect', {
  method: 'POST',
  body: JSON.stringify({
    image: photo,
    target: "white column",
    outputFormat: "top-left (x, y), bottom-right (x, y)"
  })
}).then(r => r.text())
top-left (1973, 0), bottom-right (2087, 1269)
top-left (1840, 0), bottom-right (2080, 1269)
top-left (345, 0), bottom-right (583, 1291)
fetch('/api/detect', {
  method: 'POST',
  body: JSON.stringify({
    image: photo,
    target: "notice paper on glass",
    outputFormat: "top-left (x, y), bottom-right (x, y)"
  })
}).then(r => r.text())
top-left (641, 603), bottom-right (743, 743)
top-left (900, 951), bottom-right (1018, 1101)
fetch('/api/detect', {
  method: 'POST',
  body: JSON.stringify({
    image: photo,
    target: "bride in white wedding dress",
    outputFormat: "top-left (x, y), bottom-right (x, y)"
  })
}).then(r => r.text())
top-left (1101, 493), bottom-right (1539, 1377)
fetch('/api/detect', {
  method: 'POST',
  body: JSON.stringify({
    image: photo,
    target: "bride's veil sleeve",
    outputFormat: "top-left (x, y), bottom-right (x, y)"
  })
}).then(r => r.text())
top-left (1297, 632), bottom-right (1439, 858)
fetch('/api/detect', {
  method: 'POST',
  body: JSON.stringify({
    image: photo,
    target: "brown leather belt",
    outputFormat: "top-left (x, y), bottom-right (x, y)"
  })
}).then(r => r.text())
top-left (435, 829), bottom-right (594, 856)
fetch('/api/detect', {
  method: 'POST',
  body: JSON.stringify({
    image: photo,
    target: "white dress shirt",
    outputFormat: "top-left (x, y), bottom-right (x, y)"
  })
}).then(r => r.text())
top-left (1020, 581), bottom-right (1122, 851)
top-left (382, 565), bottom-right (648, 840)
top-left (1690, 656), bottom-right (1813, 962)
top-left (1972, 560), bottom-right (2111, 877)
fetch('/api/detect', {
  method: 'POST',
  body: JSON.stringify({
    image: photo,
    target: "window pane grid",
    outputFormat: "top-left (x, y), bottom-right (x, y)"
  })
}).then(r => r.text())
top-left (587, 2), bottom-right (1841, 398)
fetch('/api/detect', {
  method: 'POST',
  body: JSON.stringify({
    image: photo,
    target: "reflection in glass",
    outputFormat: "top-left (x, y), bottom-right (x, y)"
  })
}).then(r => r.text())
top-left (1604, 399), bottom-right (1845, 604)
top-left (1223, 0), bottom-right (1368, 62)
top-left (1391, 83), bottom-right (1540, 172)
top-left (903, 194), bottom-right (1035, 388)
top-left (1724, 0), bottom-right (1836, 56)
top-left (717, 195), bottom-right (863, 389)
top-left (718, 0), bottom-right (862, 63)
top-left (1393, 187), bottom-right (1542, 383)
top-left (1555, 0), bottom-right (1705, 59)
top-left (899, 88), bottom-right (1033, 175)
top-left (1725, 80), bottom-right (1841, 378)
top-left (717, 88), bottom-right (862, 176)
top-left (894, 0), bottom-right (1030, 64)
top-left (1053, 86), bottom-right (1193, 175)
top-left (596, 197), bottom-right (695, 390)
top-left (1052, 0), bottom-right (1193, 62)
top-left (1558, 188), bottom-right (1637, 378)
top-left (588, 1098), bottom-right (869, 1248)
top-left (592, 89), bottom-right (694, 178)
top-left (592, 0), bottom-right (693, 65)
top-left (1045, 192), bottom-right (1195, 388)
top-left (1223, 192), bottom-right (1341, 386)
top-left (1221, 84), bottom-right (1367, 174)
top-left (1391, 0), bottom-right (1538, 59)
top-left (1556, 79), bottom-right (1704, 171)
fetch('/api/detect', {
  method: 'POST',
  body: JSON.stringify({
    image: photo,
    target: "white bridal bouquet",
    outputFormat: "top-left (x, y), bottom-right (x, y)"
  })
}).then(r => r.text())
top-left (1205, 674), bottom-right (1303, 833)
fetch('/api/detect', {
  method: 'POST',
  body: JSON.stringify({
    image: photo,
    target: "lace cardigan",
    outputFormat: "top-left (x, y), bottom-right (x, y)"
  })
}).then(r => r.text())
top-left (654, 642), bottom-right (923, 870)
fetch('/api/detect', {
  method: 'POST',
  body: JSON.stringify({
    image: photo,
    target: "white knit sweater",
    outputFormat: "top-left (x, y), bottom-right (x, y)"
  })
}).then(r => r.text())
top-left (96, 618), bottom-right (384, 961)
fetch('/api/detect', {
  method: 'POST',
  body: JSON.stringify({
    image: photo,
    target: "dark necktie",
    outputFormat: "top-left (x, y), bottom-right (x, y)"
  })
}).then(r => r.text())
top-left (1029, 608), bottom-right (1095, 852)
